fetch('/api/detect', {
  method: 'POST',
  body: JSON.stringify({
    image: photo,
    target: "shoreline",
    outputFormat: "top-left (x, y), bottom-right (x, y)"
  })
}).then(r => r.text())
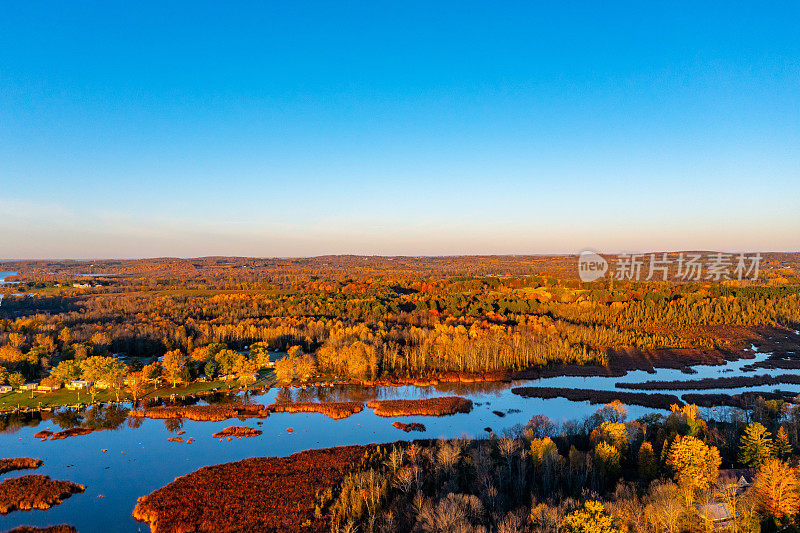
top-left (2, 326), bottom-right (796, 418)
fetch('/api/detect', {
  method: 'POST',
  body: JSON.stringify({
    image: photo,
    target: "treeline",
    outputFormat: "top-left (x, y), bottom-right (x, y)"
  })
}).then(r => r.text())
top-left (324, 397), bottom-right (800, 532)
top-left (0, 270), bottom-right (798, 383)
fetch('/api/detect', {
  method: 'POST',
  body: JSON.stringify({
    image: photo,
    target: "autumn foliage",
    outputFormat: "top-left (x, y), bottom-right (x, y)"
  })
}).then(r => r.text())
top-left (753, 458), bottom-right (800, 520)
top-left (665, 435), bottom-right (721, 491)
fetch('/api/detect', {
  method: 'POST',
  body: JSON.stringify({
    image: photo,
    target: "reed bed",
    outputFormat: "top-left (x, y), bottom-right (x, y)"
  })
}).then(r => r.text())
top-left (0, 458), bottom-right (42, 475)
top-left (268, 401), bottom-right (364, 420)
top-left (391, 421), bottom-right (426, 432)
top-left (618, 373), bottom-right (800, 391)
top-left (212, 426), bottom-right (263, 438)
top-left (129, 403), bottom-right (269, 422)
top-left (511, 386), bottom-right (681, 410)
top-left (7, 526), bottom-right (77, 533)
top-left (0, 475), bottom-right (84, 514)
top-left (367, 396), bottom-right (473, 417)
top-left (132, 445), bottom-right (369, 533)
top-left (49, 428), bottom-right (92, 440)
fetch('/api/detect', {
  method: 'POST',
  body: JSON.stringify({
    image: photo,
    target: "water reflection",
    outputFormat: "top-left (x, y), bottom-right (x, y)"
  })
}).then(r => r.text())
top-left (2, 352), bottom-right (800, 533)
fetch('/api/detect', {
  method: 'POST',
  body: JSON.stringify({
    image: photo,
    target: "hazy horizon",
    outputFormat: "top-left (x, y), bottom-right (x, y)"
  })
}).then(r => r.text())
top-left (2, 2), bottom-right (799, 258)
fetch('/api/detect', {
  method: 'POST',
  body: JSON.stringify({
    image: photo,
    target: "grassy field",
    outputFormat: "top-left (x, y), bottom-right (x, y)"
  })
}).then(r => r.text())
top-left (0, 370), bottom-right (275, 412)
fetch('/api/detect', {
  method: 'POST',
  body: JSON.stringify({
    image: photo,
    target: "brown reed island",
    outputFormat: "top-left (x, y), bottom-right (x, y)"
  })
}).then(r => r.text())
top-left (391, 421), bottom-right (426, 432)
top-left (510, 386), bottom-right (682, 410)
top-left (267, 401), bottom-right (364, 419)
top-left (49, 428), bottom-right (93, 440)
top-left (34, 428), bottom-right (94, 441)
top-left (7, 526), bottom-right (77, 533)
top-left (367, 396), bottom-right (473, 417)
top-left (128, 403), bottom-right (269, 422)
top-left (0, 475), bottom-right (85, 514)
top-left (617, 373), bottom-right (800, 391)
top-left (212, 426), bottom-right (263, 438)
top-left (0, 458), bottom-right (42, 475)
top-left (132, 445), bottom-right (371, 533)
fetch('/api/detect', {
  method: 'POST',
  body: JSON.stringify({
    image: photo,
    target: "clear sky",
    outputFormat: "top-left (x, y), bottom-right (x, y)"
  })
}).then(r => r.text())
top-left (1, 2), bottom-right (798, 259)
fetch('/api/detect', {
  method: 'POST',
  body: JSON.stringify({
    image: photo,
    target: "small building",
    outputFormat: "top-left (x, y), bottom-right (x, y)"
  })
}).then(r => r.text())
top-left (67, 380), bottom-right (92, 390)
top-left (20, 383), bottom-right (38, 391)
top-left (718, 468), bottom-right (755, 488)
top-left (37, 382), bottom-right (62, 392)
top-left (0, 385), bottom-right (12, 393)
top-left (94, 380), bottom-right (110, 390)
top-left (697, 502), bottom-right (734, 529)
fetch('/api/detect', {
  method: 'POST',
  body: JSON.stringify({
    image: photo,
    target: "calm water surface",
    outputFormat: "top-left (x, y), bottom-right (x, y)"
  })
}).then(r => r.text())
top-left (0, 350), bottom-right (797, 532)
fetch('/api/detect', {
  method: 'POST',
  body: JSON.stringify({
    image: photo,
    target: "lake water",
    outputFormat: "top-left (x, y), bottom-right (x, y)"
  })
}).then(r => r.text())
top-left (1, 349), bottom-right (799, 532)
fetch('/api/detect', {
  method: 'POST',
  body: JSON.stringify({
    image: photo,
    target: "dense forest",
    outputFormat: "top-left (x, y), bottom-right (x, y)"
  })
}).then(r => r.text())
top-left (0, 255), bottom-right (798, 388)
top-left (323, 398), bottom-right (800, 533)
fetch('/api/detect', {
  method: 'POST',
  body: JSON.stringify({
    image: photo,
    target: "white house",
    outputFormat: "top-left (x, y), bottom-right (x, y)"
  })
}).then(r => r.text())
top-left (37, 382), bottom-right (62, 392)
top-left (20, 383), bottom-right (38, 391)
top-left (0, 385), bottom-right (12, 393)
top-left (66, 380), bottom-right (92, 390)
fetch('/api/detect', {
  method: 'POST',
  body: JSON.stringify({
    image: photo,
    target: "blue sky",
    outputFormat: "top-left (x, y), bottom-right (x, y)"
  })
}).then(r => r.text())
top-left (1, 2), bottom-right (798, 259)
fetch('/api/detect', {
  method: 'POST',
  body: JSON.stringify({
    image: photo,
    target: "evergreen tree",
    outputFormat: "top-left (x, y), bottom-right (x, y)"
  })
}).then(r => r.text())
top-left (739, 422), bottom-right (774, 467)
top-left (774, 426), bottom-right (793, 459)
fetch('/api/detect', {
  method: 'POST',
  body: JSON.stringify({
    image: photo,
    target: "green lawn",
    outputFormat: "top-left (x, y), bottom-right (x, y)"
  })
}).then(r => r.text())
top-left (0, 370), bottom-right (275, 412)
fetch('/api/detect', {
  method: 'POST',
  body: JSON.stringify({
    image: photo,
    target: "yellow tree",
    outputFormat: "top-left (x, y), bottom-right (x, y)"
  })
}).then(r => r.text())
top-left (162, 350), bottom-right (186, 388)
top-left (530, 437), bottom-right (558, 467)
top-left (591, 421), bottom-right (629, 451)
top-left (127, 371), bottom-right (146, 403)
top-left (753, 458), bottom-right (800, 520)
top-left (594, 441), bottom-right (621, 481)
top-left (58, 327), bottom-right (72, 347)
top-left (274, 357), bottom-right (295, 385)
top-left (561, 501), bottom-right (620, 533)
top-left (638, 442), bottom-right (657, 480)
top-left (234, 357), bottom-right (258, 388)
top-left (8, 333), bottom-right (25, 349)
top-left (0, 345), bottom-right (24, 364)
top-left (666, 435), bottom-right (721, 492)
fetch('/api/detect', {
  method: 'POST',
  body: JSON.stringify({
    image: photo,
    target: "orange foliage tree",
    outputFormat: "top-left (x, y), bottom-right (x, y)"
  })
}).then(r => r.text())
top-left (666, 435), bottom-right (721, 492)
top-left (753, 458), bottom-right (800, 520)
